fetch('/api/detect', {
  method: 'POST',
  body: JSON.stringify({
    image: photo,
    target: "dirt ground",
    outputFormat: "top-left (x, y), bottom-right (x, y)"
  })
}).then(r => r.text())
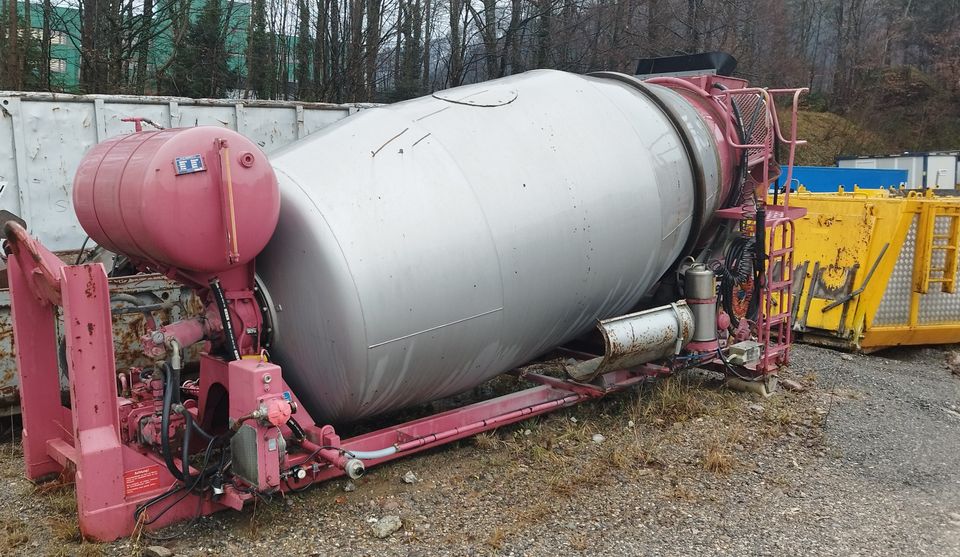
top-left (2, 342), bottom-right (959, 557)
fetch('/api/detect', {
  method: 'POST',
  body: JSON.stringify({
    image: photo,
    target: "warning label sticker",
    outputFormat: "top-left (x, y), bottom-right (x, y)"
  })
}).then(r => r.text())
top-left (123, 465), bottom-right (162, 497)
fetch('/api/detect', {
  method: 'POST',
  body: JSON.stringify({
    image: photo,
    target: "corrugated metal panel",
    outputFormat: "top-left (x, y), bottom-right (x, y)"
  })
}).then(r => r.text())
top-left (0, 91), bottom-right (367, 251)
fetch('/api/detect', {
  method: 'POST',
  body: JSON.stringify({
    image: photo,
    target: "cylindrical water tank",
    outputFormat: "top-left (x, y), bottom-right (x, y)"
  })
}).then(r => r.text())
top-left (73, 127), bottom-right (279, 276)
top-left (257, 70), bottom-right (734, 423)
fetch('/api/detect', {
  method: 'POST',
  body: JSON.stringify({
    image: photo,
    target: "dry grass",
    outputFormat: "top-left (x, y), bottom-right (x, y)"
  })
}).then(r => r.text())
top-left (48, 516), bottom-right (83, 543)
top-left (703, 440), bottom-right (735, 474)
top-left (485, 526), bottom-right (506, 549)
top-left (669, 484), bottom-right (698, 501)
top-left (0, 519), bottom-right (30, 554)
top-left (570, 533), bottom-right (588, 551)
top-left (473, 432), bottom-right (501, 451)
top-left (630, 374), bottom-right (743, 428)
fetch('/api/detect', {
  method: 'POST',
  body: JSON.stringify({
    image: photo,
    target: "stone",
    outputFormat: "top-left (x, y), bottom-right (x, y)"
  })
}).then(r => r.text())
top-left (748, 403), bottom-right (765, 412)
top-left (592, 434), bottom-right (605, 444)
top-left (344, 481), bottom-right (356, 492)
top-left (371, 515), bottom-right (403, 539)
top-left (780, 378), bottom-right (806, 392)
top-left (841, 354), bottom-right (855, 361)
top-left (144, 546), bottom-right (174, 557)
top-left (402, 471), bottom-right (418, 484)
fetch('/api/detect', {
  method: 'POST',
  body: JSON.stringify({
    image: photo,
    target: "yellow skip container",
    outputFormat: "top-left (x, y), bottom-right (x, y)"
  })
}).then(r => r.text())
top-left (787, 186), bottom-right (960, 351)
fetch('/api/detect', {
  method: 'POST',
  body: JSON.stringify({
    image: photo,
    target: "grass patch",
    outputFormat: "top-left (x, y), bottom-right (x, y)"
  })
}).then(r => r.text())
top-left (0, 519), bottom-right (30, 553)
top-left (703, 440), bottom-right (735, 474)
top-left (485, 526), bottom-right (506, 549)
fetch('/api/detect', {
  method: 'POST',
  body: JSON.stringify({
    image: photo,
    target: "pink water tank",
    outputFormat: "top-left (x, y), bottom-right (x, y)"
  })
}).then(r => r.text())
top-left (73, 127), bottom-right (279, 275)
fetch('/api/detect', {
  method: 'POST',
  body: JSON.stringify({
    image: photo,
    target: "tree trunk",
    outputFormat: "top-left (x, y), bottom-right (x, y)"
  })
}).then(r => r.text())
top-left (134, 0), bottom-right (153, 93)
top-left (314, 0), bottom-right (328, 100)
top-left (448, 0), bottom-right (464, 86)
top-left (421, 0), bottom-right (432, 91)
top-left (9, 0), bottom-right (21, 90)
top-left (296, 0), bottom-right (312, 99)
top-left (42, 0), bottom-right (52, 90)
top-left (365, 0), bottom-right (382, 100)
top-left (329, 0), bottom-right (342, 101)
top-left (347, 0), bottom-right (365, 100)
top-left (535, 0), bottom-right (551, 69)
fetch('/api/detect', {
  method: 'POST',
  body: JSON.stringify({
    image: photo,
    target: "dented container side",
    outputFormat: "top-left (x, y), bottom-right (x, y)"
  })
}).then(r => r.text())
top-left (0, 92), bottom-right (364, 252)
top-left (789, 190), bottom-right (960, 351)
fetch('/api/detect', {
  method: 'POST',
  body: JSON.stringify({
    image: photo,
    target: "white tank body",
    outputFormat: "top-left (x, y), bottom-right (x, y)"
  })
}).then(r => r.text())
top-left (257, 69), bottom-right (725, 423)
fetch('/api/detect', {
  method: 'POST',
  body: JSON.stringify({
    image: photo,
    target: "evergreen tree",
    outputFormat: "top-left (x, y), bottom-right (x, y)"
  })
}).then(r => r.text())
top-left (162, 0), bottom-right (231, 98)
top-left (246, 0), bottom-right (275, 99)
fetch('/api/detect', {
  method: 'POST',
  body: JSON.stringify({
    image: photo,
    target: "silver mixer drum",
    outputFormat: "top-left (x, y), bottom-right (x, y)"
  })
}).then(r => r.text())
top-left (257, 69), bottom-right (724, 423)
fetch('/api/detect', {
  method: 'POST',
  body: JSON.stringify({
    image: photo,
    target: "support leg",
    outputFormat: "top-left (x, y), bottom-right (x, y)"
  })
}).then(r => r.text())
top-left (60, 264), bottom-right (126, 539)
top-left (8, 254), bottom-right (64, 479)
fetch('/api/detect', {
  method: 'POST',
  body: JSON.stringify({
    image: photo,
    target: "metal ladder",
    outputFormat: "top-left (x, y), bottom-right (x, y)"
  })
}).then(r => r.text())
top-left (915, 204), bottom-right (960, 294)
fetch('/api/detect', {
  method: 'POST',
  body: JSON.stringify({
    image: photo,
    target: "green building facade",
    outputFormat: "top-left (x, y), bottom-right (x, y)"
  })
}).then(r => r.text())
top-left (18, 0), bottom-right (273, 95)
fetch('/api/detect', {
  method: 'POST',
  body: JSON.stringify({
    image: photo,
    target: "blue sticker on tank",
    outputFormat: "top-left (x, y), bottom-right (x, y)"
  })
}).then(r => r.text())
top-left (174, 154), bottom-right (206, 175)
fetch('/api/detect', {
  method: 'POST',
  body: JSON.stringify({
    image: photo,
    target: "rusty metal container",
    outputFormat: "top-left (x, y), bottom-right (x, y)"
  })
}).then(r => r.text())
top-left (258, 69), bottom-right (732, 422)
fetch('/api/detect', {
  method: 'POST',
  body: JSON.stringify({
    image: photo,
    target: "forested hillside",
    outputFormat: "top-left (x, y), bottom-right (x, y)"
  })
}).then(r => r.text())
top-left (1, 0), bottom-right (958, 155)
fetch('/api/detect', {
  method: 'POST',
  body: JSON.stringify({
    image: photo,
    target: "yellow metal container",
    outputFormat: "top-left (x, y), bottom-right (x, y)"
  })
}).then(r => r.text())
top-left (787, 187), bottom-right (960, 351)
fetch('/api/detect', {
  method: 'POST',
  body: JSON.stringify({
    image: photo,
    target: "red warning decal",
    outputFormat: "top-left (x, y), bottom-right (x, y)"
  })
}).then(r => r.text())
top-left (124, 465), bottom-right (162, 497)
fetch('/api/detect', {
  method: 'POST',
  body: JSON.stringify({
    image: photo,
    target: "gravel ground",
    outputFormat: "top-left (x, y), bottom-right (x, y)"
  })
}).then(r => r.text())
top-left (1, 342), bottom-right (959, 557)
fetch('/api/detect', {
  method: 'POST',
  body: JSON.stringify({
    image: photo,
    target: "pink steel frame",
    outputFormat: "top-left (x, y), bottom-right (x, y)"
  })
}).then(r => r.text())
top-left (4, 80), bottom-right (809, 541)
top-left (5, 221), bottom-right (661, 540)
top-left (5, 224), bottom-right (221, 540)
top-left (649, 78), bottom-right (810, 374)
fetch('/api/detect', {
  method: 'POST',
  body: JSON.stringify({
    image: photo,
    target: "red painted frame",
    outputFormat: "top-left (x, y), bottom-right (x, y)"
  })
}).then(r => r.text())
top-left (5, 221), bottom-right (665, 540)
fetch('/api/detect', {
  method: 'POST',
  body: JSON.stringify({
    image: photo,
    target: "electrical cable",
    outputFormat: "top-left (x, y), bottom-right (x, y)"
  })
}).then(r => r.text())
top-left (717, 235), bottom-right (758, 327)
top-left (74, 236), bottom-right (90, 265)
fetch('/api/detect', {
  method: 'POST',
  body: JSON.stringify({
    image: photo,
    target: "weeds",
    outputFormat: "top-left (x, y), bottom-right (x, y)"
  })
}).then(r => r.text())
top-left (703, 441), bottom-right (735, 474)
top-left (485, 526), bottom-right (505, 549)
top-left (0, 519), bottom-right (29, 553)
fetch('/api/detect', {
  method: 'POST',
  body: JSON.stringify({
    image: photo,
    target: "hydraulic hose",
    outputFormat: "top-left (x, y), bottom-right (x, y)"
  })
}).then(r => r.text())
top-left (160, 362), bottom-right (186, 482)
top-left (347, 446), bottom-right (399, 460)
top-left (209, 278), bottom-right (241, 361)
top-left (160, 360), bottom-right (222, 486)
top-left (286, 417), bottom-right (306, 442)
top-left (753, 205), bottom-right (766, 316)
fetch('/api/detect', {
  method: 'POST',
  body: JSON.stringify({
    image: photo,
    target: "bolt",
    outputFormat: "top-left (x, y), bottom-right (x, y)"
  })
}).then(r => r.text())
top-left (263, 373), bottom-right (272, 384)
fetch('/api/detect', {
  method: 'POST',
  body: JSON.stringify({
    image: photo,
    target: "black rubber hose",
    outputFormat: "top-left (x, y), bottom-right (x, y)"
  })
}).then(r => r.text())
top-left (718, 235), bottom-right (761, 327)
top-left (180, 408), bottom-right (193, 480)
top-left (161, 362), bottom-right (220, 484)
top-left (209, 278), bottom-right (241, 361)
top-left (712, 83), bottom-right (749, 208)
top-left (753, 205), bottom-right (766, 318)
top-left (286, 417), bottom-right (306, 443)
top-left (161, 363), bottom-right (186, 482)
